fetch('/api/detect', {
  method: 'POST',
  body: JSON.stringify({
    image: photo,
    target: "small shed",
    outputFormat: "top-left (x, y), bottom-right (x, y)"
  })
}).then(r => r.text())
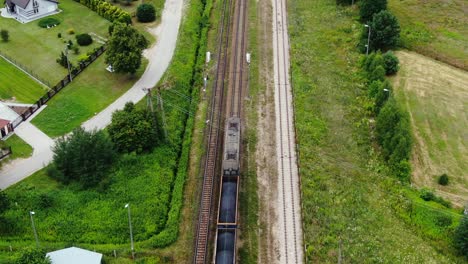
top-left (46, 247), bottom-right (102, 264)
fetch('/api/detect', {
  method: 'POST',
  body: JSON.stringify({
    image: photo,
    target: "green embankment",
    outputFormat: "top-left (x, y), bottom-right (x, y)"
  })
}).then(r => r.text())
top-left (289, 0), bottom-right (463, 262)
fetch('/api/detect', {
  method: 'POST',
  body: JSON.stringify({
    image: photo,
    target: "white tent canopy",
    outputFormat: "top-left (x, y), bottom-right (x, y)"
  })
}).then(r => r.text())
top-left (46, 247), bottom-right (102, 264)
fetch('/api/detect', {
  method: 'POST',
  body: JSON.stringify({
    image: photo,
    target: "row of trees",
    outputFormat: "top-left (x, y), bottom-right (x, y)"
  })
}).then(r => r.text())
top-left (73, 0), bottom-right (132, 24)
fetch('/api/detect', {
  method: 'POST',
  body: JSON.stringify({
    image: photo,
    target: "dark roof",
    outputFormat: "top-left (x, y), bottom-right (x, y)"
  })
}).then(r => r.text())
top-left (9, 0), bottom-right (30, 9)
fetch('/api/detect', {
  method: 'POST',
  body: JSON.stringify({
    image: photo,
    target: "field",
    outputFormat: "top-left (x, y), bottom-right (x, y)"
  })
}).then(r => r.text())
top-left (288, 0), bottom-right (463, 262)
top-left (31, 57), bottom-right (147, 137)
top-left (389, 0), bottom-right (467, 70)
top-left (0, 0), bottom-right (110, 84)
top-left (0, 58), bottom-right (47, 103)
top-left (391, 51), bottom-right (468, 207)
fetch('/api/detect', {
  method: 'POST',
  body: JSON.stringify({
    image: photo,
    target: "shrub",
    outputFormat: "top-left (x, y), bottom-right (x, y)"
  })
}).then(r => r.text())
top-left (67, 28), bottom-right (75, 34)
top-left (38, 17), bottom-right (60, 28)
top-left (1, 29), bottom-right (9, 42)
top-left (438, 173), bottom-right (449, 186)
top-left (434, 214), bottom-right (452, 227)
top-left (73, 46), bottom-right (80, 54)
top-left (51, 128), bottom-right (116, 189)
top-left (15, 248), bottom-right (51, 264)
top-left (68, 40), bottom-right (73, 47)
top-left (76, 33), bottom-right (93, 46)
top-left (369, 65), bottom-right (386, 82)
top-left (383, 51), bottom-right (399, 75)
top-left (74, 0), bottom-right (132, 24)
top-left (57, 32), bottom-right (62, 38)
top-left (454, 215), bottom-right (468, 257)
top-left (56, 52), bottom-right (69, 68)
top-left (420, 188), bottom-right (435, 201)
top-left (137, 3), bottom-right (156, 23)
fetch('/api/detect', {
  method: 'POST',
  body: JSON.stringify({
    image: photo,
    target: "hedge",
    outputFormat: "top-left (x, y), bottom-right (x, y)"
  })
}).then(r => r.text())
top-left (73, 0), bottom-right (131, 24)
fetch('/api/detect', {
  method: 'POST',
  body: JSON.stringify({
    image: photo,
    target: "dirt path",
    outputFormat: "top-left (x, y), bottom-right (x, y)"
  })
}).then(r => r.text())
top-left (0, 0), bottom-right (184, 189)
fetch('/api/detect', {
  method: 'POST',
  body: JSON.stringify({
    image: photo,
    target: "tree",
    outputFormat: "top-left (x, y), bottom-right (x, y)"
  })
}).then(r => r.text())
top-left (374, 80), bottom-right (392, 113)
top-left (137, 3), bottom-right (156, 23)
top-left (383, 50), bottom-right (399, 75)
top-left (108, 102), bottom-right (159, 153)
top-left (454, 215), bottom-right (468, 257)
top-left (359, 0), bottom-right (387, 22)
top-left (369, 65), bottom-right (386, 83)
top-left (368, 11), bottom-right (400, 51)
top-left (15, 248), bottom-right (51, 264)
top-left (1, 29), bottom-right (9, 42)
top-left (105, 23), bottom-right (148, 75)
top-left (51, 128), bottom-right (116, 188)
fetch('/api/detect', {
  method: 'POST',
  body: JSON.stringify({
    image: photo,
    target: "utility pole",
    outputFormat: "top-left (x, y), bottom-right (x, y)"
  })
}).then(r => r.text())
top-left (156, 87), bottom-right (168, 141)
top-left (338, 239), bottom-right (343, 264)
top-left (124, 204), bottom-right (135, 260)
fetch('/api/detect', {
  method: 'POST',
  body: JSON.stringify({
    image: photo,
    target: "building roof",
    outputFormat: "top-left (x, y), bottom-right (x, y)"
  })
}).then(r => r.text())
top-left (0, 119), bottom-right (10, 128)
top-left (46, 247), bottom-right (102, 264)
top-left (5, 0), bottom-right (58, 9)
top-left (0, 102), bottom-right (19, 122)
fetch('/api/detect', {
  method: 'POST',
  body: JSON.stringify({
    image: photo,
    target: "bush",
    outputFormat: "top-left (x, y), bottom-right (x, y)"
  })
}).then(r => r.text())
top-left (38, 17), bottom-right (60, 28)
top-left (454, 215), bottom-right (468, 257)
top-left (73, 46), bottom-right (80, 54)
top-left (68, 40), bottom-right (73, 47)
top-left (76, 33), bottom-right (93, 46)
top-left (383, 51), bottom-right (399, 75)
top-left (438, 173), bottom-right (449, 186)
top-left (434, 214), bottom-right (452, 227)
top-left (137, 3), bottom-right (156, 22)
top-left (420, 188), bottom-right (435, 201)
top-left (57, 32), bottom-right (62, 38)
top-left (51, 128), bottom-right (116, 189)
top-left (369, 65), bottom-right (386, 82)
top-left (15, 248), bottom-right (51, 264)
top-left (67, 28), bottom-right (75, 34)
top-left (73, 0), bottom-right (132, 24)
top-left (1, 29), bottom-right (9, 42)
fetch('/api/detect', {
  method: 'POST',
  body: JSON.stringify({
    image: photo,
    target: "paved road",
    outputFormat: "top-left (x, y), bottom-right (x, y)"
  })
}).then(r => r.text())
top-left (0, 0), bottom-right (184, 189)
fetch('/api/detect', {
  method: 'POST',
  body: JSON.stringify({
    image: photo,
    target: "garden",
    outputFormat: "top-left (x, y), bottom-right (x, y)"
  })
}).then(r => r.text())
top-left (0, 0), bottom-right (110, 85)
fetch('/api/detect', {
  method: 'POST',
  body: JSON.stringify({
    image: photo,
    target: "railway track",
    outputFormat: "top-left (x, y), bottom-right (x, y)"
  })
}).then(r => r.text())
top-left (272, 0), bottom-right (304, 262)
top-left (193, 0), bottom-right (232, 261)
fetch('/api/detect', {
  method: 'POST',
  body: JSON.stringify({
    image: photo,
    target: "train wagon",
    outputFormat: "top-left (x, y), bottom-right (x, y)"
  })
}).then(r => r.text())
top-left (222, 117), bottom-right (241, 176)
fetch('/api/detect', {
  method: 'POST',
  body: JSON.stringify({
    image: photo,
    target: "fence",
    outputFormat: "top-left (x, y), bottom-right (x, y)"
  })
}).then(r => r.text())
top-left (8, 45), bottom-right (106, 130)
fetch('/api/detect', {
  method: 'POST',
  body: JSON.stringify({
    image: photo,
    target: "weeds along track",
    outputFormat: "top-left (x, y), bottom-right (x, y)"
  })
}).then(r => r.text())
top-left (193, 0), bottom-right (232, 261)
top-left (272, 0), bottom-right (304, 262)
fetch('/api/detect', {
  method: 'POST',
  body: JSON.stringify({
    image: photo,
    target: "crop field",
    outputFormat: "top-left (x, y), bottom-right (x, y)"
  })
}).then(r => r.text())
top-left (31, 57), bottom-right (148, 137)
top-left (0, 58), bottom-right (47, 103)
top-left (0, 0), bottom-right (110, 84)
top-left (288, 0), bottom-right (462, 262)
top-left (389, 0), bottom-right (467, 70)
top-left (391, 51), bottom-right (468, 207)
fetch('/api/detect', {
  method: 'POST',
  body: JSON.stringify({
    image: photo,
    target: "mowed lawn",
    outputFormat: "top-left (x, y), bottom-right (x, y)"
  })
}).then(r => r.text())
top-left (391, 51), bottom-right (468, 207)
top-left (389, 0), bottom-right (467, 70)
top-left (0, 58), bottom-right (47, 103)
top-left (31, 56), bottom-right (148, 137)
top-left (0, 0), bottom-right (110, 84)
top-left (289, 0), bottom-right (458, 262)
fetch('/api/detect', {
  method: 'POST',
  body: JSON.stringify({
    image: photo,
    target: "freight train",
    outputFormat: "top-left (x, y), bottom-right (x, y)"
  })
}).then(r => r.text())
top-left (215, 117), bottom-right (241, 264)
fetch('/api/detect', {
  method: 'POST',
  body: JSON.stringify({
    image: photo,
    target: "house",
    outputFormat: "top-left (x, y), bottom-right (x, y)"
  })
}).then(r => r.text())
top-left (0, 102), bottom-right (19, 139)
top-left (4, 0), bottom-right (58, 22)
top-left (46, 247), bottom-right (102, 264)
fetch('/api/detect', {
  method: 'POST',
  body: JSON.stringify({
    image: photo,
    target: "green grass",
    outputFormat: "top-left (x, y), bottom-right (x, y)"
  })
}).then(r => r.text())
top-left (3, 135), bottom-right (33, 160)
top-left (388, 0), bottom-right (468, 70)
top-left (0, 0), bottom-right (110, 84)
top-left (0, 58), bottom-right (48, 103)
top-left (289, 1), bottom-right (463, 262)
top-left (31, 57), bottom-right (148, 137)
